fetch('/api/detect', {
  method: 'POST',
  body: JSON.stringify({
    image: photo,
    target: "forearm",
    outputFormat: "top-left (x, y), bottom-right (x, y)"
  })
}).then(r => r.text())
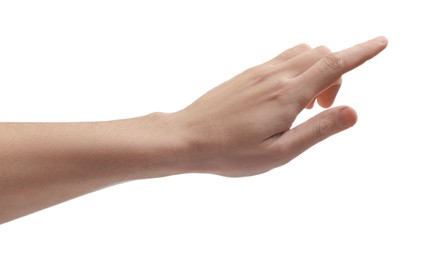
top-left (0, 112), bottom-right (186, 224)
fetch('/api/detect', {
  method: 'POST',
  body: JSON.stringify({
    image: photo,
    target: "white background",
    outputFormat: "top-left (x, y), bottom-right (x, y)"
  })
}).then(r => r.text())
top-left (0, 0), bottom-right (419, 259)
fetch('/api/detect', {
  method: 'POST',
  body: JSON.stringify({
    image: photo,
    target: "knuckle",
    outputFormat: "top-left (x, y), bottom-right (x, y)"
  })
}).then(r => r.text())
top-left (323, 53), bottom-right (345, 71)
top-left (313, 118), bottom-right (334, 141)
top-left (277, 78), bottom-right (312, 110)
top-left (315, 45), bottom-right (331, 55)
top-left (277, 77), bottom-right (291, 89)
top-left (296, 43), bottom-right (312, 51)
top-left (272, 79), bottom-right (293, 101)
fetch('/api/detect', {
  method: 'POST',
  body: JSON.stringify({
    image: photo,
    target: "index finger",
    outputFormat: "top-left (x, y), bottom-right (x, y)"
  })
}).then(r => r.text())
top-left (293, 36), bottom-right (388, 105)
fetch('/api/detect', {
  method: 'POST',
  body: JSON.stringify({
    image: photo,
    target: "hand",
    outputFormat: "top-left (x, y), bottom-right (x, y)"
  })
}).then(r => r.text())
top-left (172, 36), bottom-right (388, 177)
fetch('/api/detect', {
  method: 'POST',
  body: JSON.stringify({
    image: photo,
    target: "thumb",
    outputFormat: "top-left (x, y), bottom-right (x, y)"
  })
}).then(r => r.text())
top-left (278, 106), bottom-right (357, 162)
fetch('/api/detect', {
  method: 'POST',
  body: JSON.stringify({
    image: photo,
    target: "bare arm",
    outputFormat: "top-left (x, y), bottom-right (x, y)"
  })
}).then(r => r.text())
top-left (0, 114), bottom-right (189, 223)
top-left (0, 36), bottom-right (387, 224)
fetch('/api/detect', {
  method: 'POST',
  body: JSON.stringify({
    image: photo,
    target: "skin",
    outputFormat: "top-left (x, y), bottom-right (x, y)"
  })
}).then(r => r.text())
top-left (0, 36), bottom-right (388, 224)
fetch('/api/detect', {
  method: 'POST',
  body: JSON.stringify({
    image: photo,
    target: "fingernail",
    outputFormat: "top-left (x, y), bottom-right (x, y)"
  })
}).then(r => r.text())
top-left (339, 107), bottom-right (358, 129)
top-left (374, 36), bottom-right (388, 45)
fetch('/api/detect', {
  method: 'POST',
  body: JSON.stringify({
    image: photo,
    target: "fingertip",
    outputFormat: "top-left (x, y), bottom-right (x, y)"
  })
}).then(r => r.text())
top-left (373, 36), bottom-right (388, 46)
top-left (317, 97), bottom-right (334, 108)
top-left (367, 36), bottom-right (388, 54)
top-left (338, 106), bottom-right (358, 129)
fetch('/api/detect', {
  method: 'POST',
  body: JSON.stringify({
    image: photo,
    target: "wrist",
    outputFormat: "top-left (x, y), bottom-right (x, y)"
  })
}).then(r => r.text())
top-left (165, 110), bottom-right (221, 175)
top-left (122, 112), bottom-right (193, 179)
